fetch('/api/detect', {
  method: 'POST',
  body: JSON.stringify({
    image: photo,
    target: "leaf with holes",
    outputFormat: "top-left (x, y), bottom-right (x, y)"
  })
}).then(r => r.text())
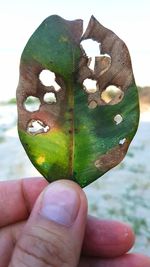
top-left (17, 15), bottom-right (139, 187)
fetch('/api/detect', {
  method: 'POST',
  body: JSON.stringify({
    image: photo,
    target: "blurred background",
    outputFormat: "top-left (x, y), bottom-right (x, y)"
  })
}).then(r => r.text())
top-left (0, 0), bottom-right (150, 256)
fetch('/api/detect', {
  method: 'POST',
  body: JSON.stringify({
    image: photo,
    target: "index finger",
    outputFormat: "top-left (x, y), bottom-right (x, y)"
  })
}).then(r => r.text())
top-left (0, 177), bottom-right (48, 227)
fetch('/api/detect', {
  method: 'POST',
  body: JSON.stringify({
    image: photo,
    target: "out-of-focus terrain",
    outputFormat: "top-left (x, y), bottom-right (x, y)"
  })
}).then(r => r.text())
top-left (0, 87), bottom-right (150, 255)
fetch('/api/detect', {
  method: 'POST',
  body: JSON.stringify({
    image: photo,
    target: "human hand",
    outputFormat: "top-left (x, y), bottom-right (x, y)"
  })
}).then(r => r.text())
top-left (0, 178), bottom-right (150, 267)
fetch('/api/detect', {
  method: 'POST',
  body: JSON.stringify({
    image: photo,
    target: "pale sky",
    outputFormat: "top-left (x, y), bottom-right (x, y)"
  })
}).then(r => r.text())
top-left (0, 0), bottom-right (150, 101)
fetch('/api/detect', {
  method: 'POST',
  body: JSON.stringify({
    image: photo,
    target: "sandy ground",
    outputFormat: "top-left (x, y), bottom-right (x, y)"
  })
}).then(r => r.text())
top-left (0, 103), bottom-right (150, 256)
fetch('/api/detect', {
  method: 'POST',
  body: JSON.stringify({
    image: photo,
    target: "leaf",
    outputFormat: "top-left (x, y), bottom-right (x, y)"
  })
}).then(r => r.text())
top-left (17, 15), bottom-right (139, 187)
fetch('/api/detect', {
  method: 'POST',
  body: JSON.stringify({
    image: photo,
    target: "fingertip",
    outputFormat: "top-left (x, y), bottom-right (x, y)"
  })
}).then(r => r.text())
top-left (42, 179), bottom-right (88, 208)
top-left (11, 180), bottom-right (88, 267)
top-left (128, 253), bottom-right (150, 266)
top-left (110, 253), bottom-right (150, 266)
top-left (79, 253), bottom-right (150, 267)
top-left (23, 178), bottom-right (87, 216)
top-left (22, 177), bottom-right (48, 210)
top-left (83, 216), bottom-right (135, 257)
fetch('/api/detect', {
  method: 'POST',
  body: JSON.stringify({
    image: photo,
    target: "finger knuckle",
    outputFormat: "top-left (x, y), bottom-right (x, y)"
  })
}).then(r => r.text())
top-left (13, 226), bottom-right (73, 267)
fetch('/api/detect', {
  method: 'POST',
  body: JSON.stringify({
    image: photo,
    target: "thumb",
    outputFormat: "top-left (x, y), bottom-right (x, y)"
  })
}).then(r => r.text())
top-left (9, 180), bottom-right (87, 267)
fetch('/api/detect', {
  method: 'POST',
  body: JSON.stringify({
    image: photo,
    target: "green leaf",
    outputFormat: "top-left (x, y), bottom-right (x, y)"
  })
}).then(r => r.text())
top-left (17, 15), bottom-right (139, 187)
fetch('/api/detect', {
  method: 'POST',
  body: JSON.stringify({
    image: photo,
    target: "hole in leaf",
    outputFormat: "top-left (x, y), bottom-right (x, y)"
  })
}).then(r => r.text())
top-left (24, 96), bottom-right (41, 112)
top-left (88, 100), bottom-right (97, 109)
top-left (81, 39), bottom-right (100, 70)
top-left (83, 79), bottom-right (97, 93)
top-left (27, 119), bottom-right (49, 135)
top-left (43, 92), bottom-right (57, 104)
top-left (101, 85), bottom-right (124, 105)
top-left (39, 70), bottom-right (60, 91)
top-left (119, 138), bottom-right (126, 145)
top-left (114, 114), bottom-right (123, 125)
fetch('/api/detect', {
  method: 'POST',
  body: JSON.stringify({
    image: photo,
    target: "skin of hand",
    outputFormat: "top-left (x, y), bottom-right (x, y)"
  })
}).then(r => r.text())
top-left (0, 178), bottom-right (150, 267)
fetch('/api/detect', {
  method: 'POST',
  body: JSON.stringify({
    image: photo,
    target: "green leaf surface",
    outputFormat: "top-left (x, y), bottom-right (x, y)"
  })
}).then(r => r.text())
top-left (17, 15), bottom-right (139, 187)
